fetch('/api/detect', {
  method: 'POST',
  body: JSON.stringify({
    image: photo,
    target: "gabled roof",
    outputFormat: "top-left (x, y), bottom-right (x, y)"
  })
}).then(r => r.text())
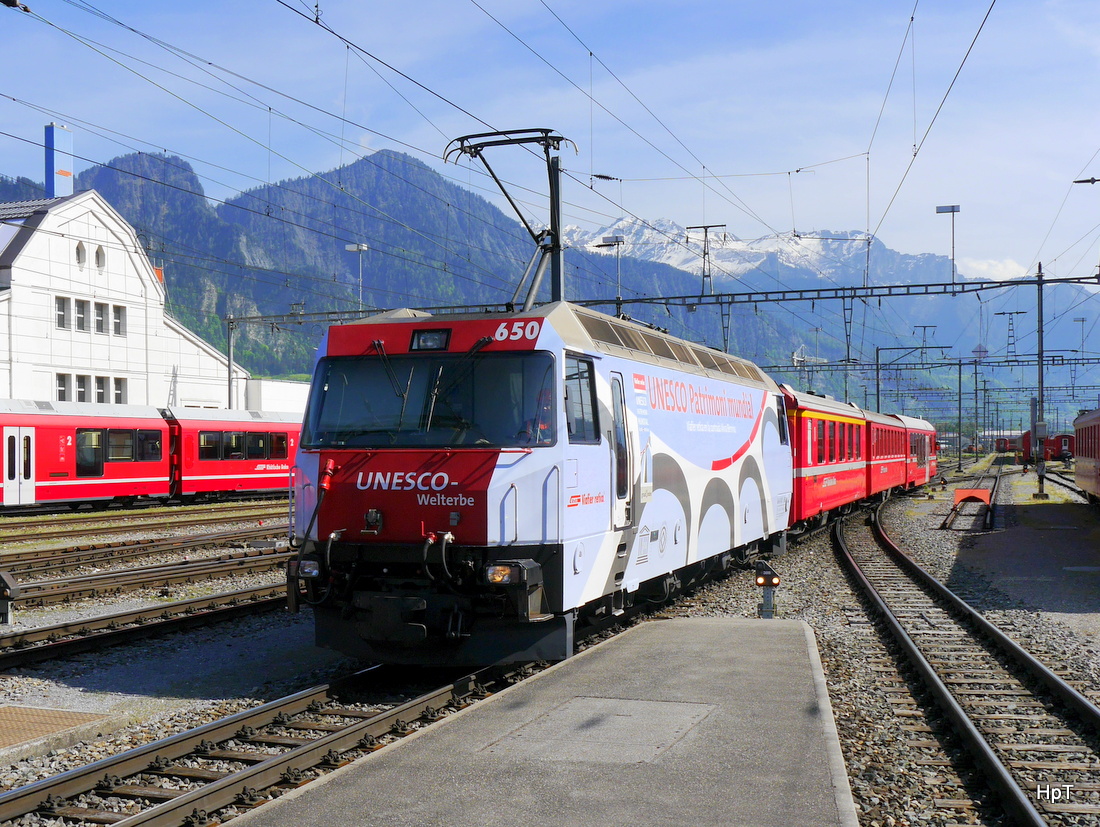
top-left (0, 197), bottom-right (67, 222)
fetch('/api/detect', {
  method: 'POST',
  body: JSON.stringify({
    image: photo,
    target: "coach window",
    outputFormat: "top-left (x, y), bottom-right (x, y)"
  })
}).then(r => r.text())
top-left (199, 431), bottom-right (222, 461)
top-left (224, 432), bottom-right (245, 460)
top-left (107, 430), bottom-right (135, 462)
top-left (828, 421), bottom-right (836, 463)
top-left (816, 419), bottom-right (825, 464)
top-left (137, 430), bottom-right (162, 462)
top-left (76, 429), bottom-right (105, 477)
top-left (246, 433), bottom-right (268, 459)
top-left (847, 424), bottom-right (854, 460)
top-left (271, 433), bottom-right (289, 459)
top-left (565, 356), bottom-right (599, 443)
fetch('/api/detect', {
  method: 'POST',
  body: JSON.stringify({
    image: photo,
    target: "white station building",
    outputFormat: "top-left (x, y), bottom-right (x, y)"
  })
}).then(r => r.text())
top-left (0, 126), bottom-right (306, 411)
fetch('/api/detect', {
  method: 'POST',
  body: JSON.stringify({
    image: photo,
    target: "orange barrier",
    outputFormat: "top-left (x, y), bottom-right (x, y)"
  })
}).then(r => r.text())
top-left (954, 489), bottom-right (991, 506)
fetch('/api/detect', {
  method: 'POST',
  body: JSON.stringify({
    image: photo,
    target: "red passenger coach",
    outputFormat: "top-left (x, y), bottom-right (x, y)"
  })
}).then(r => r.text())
top-left (782, 386), bottom-right (870, 530)
top-left (895, 414), bottom-right (937, 488)
top-left (1, 400), bottom-right (170, 508)
top-left (1, 400), bottom-right (299, 509)
top-left (163, 408), bottom-right (298, 499)
top-left (1074, 409), bottom-right (1100, 502)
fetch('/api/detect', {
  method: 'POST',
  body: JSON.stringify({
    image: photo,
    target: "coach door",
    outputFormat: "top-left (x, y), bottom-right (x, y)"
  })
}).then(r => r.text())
top-left (610, 373), bottom-right (633, 530)
top-left (2, 427), bottom-right (35, 506)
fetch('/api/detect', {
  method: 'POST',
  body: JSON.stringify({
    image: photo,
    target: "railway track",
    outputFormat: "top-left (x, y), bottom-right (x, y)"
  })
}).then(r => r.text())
top-left (0, 585), bottom-right (288, 670)
top-left (836, 508), bottom-right (1100, 825)
top-left (0, 525), bottom-right (287, 580)
top-left (0, 504), bottom-right (288, 547)
top-left (14, 546), bottom-right (292, 607)
top-left (0, 664), bottom-right (521, 827)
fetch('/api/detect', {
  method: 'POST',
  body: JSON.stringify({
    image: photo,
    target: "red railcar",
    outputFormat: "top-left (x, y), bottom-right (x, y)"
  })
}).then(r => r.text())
top-left (782, 386), bottom-right (870, 529)
top-left (1, 400), bottom-right (298, 508)
top-left (1074, 410), bottom-right (1100, 501)
top-left (1020, 430), bottom-right (1075, 462)
top-left (895, 414), bottom-right (937, 488)
top-left (866, 410), bottom-right (909, 496)
top-left (782, 386), bottom-right (938, 532)
top-left (164, 408), bottom-right (298, 498)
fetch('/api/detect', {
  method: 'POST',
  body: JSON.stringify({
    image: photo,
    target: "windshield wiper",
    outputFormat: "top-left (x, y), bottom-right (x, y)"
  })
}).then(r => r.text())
top-left (423, 336), bottom-right (493, 433)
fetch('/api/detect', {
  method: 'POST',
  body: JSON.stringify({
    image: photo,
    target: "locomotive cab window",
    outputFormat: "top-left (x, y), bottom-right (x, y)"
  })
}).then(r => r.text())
top-left (302, 351), bottom-right (557, 449)
top-left (565, 356), bottom-right (599, 443)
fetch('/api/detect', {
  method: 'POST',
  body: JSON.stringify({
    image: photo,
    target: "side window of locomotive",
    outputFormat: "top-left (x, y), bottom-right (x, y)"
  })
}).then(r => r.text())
top-left (75, 428), bottom-right (105, 477)
top-left (199, 431), bottom-right (221, 461)
top-left (565, 356), bottom-right (599, 443)
top-left (246, 433), bottom-right (268, 460)
top-left (136, 430), bottom-right (162, 462)
top-left (774, 395), bottom-right (789, 445)
top-left (107, 429), bottom-right (135, 462)
top-left (224, 432), bottom-right (245, 460)
top-left (271, 432), bottom-right (289, 459)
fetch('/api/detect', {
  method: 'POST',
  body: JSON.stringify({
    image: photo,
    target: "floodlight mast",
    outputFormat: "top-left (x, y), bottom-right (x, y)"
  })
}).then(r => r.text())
top-left (445, 129), bottom-right (572, 309)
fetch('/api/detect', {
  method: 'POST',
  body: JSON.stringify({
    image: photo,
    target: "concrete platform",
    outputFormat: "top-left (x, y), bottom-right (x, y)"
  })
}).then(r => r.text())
top-left (233, 617), bottom-right (858, 827)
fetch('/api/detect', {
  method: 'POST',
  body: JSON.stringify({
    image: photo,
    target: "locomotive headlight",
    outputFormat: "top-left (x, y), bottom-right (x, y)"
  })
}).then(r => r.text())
top-left (485, 564), bottom-right (524, 585)
top-left (298, 558), bottom-right (322, 579)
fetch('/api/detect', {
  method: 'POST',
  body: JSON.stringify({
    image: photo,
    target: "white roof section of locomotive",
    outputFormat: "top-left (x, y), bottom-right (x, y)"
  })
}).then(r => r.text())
top-left (349, 301), bottom-right (779, 392)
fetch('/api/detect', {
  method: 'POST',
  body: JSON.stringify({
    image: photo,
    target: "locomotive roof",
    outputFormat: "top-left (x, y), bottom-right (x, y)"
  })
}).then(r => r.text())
top-left (344, 301), bottom-right (778, 391)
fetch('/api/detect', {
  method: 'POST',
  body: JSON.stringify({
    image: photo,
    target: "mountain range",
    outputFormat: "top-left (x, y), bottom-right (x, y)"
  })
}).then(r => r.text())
top-left (0, 148), bottom-right (1090, 431)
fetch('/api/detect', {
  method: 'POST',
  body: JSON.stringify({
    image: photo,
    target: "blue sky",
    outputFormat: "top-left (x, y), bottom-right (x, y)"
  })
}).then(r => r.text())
top-left (3, 0), bottom-right (1100, 287)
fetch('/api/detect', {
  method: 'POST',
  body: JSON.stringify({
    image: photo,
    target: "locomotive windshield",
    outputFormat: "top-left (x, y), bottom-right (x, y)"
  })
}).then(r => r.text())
top-left (302, 351), bottom-right (557, 449)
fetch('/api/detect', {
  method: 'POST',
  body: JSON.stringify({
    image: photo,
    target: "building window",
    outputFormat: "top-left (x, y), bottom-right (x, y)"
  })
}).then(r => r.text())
top-left (112, 305), bottom-right (126, 336)
top-left (55, 296), bottom-right (71, 329)
top-left (76, 375), bottom-right (89, 402)
top-left (113, 378), bottom-right (127, 404)
top-left (75, 299), bottom-right (88, 331)
top-left (75, 241), bottom-right (87, 268)
top-left (94, 302), bottom-right (107, 334)
top-left (56, 373), bottom-right (70, 402)
top-left (95, 376), bottom-right (107, 403)
top-left (95, 245), bottom-right (106, 270)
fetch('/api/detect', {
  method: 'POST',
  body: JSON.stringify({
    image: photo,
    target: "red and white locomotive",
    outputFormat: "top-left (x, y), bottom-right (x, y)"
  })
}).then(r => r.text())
top-left (1, 400), bottom-right (299, 509)
top-left (289, 302), bottom-right (937, 666)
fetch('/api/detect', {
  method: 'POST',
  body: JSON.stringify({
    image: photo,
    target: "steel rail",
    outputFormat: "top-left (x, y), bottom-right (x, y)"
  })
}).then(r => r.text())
top-left (0, 586), bottom-right (287, 669)
top-left (0, 664), bottom-right (500, 826)
top-left (832, 518), bottom-right (1048, 827)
